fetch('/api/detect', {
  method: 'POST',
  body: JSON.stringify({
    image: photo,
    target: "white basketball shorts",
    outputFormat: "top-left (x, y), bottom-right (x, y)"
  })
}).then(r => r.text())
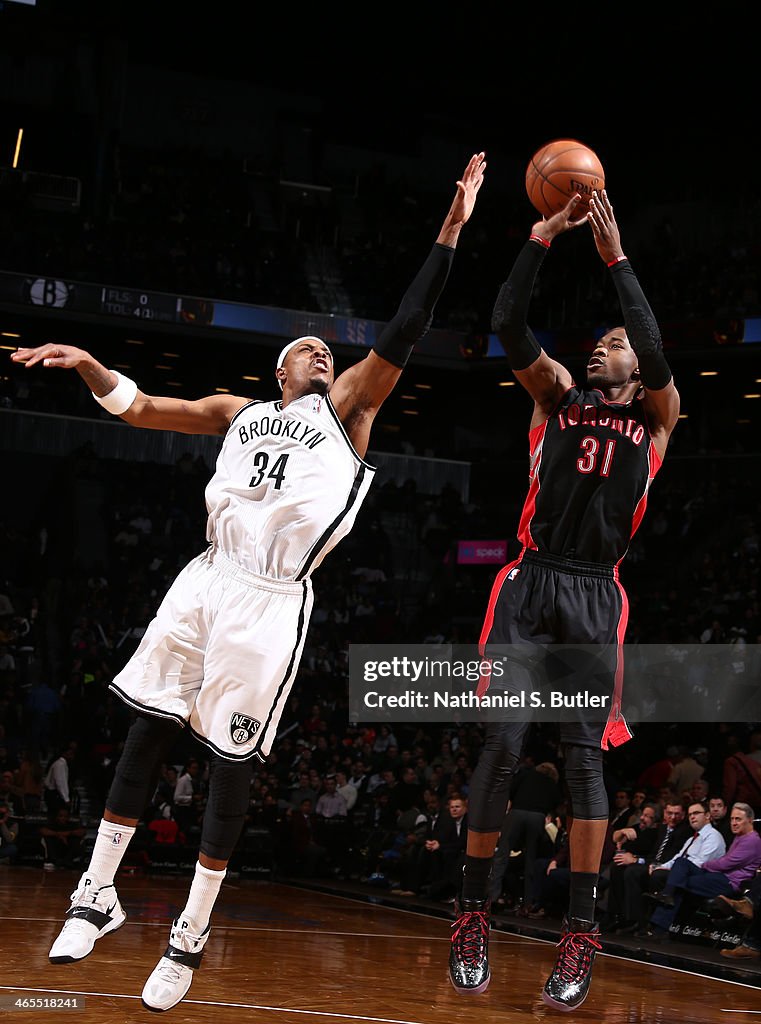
top-left (110, 548), bottom-right (313, 761)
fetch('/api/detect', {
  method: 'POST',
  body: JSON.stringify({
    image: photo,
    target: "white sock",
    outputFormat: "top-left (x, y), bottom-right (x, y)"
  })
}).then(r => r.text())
top-left (180, 862), bottom-right (226, 934)
top-left (84, 820), bottom-right (136, 887)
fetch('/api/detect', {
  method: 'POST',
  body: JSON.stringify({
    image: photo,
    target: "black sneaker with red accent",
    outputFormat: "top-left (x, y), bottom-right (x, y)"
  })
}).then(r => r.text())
top-left (541, 915), bottom-right (602, 1011)
top-left (448, 897), bottom-right (491, 994)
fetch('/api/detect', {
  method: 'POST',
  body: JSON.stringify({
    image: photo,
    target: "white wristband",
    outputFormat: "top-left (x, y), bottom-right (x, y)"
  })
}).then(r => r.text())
top-left (92, 371), bottom-right (138, 415)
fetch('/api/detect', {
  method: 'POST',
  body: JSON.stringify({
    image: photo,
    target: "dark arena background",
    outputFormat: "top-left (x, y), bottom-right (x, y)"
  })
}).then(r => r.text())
top-left (1, 3), bottom-right (760, 1021)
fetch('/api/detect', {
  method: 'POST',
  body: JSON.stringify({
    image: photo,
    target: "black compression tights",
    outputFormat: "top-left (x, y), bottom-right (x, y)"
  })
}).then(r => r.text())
top-left (106, 714), bottom-right (182, 819)
top-left (466, 721), bottom-right (529, 832)
top-left (200, 755), bottom-right (253, 861)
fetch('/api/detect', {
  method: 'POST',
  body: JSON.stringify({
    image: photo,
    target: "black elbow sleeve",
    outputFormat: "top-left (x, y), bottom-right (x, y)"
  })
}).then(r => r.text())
top-left (491, 282), bottom-right (541, 371)
top-left (611, 262), bottom-right (672, 390)
top-left (372, 243), bottom-right (453, 368)
top-left (373, 309), bottom-right (431, 368)
top-left (624, 304), bottom-right (672, 390)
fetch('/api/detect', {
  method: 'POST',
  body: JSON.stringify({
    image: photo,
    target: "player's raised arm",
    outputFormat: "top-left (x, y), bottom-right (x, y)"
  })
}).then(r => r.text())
top-left (10, 343), bottom-right (248, 436)
top-left (328, 151), bottom-right (486, 456)
top-left (491, 195), bottom-right (587, 421)
top-left (587, 190), bottom-right (680, 452)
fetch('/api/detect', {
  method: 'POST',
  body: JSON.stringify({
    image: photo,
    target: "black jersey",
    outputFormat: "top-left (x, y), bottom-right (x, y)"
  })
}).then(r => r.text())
top-left (516, 385), bottom-right (661, 566)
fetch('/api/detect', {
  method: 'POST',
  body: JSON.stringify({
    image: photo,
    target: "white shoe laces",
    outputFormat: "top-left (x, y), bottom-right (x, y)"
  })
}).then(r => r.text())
top-left (154, 959), bottom-right (190, 986)
top-left (58, 918), bottom-right (95, 941)
top-left (69, 879), bottom-right (102, 907)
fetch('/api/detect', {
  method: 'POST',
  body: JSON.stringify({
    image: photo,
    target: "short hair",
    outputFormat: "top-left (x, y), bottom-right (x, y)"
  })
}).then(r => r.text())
top-left (732, 802), bottom-right (755, 820)
top-left (643, 802), bottom-right (663, 824)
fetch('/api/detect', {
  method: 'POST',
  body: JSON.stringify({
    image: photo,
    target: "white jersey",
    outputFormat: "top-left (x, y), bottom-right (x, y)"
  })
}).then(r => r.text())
top-left (205, 393), bottom-right (376, 581)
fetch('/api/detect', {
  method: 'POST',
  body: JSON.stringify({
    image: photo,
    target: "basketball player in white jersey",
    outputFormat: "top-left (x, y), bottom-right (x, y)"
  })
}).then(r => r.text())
top-left (11, 151), bottom-right (485, 1012)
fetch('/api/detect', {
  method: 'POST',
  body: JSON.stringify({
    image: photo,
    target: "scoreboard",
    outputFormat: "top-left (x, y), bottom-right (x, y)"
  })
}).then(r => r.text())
top-left (4, 274), bottom-right (183, 324)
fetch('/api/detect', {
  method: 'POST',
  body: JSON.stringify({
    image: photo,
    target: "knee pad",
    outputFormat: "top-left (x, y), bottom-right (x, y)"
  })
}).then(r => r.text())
top-left (200, 755), bottom-right (253, 861)
top-left (563, 743), bottom-right (608, 820)
top-left (107, 714), bottom-right (182, 819)
top-left (466, 721), bottom-right (529, 832)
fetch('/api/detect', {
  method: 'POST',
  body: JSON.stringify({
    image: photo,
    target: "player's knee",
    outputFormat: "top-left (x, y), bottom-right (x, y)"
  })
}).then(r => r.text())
top-left (563, 743), bottom-right (608, 819)
top-left (199, 755), bottom-right (253, 860)
top-left (108, 714), bottom-right (181, 818)
top-left (466, 729), bottom-right (523, 832)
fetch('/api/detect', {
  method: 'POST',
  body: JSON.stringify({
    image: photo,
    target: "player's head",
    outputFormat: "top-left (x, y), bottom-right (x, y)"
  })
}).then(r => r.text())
top-left (275, 336), bottom-right (334, 396)
top-left (586, 327), bottom-right (640, 390)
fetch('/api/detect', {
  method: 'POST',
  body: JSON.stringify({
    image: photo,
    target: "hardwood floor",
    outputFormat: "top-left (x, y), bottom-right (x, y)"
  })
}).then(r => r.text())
top-left (1, 867), bottom-right (759, 1023)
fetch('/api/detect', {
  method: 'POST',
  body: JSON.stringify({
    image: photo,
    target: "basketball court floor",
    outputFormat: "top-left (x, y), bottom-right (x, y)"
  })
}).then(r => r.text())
top-left (2, 870), bottom-right (760, 1023)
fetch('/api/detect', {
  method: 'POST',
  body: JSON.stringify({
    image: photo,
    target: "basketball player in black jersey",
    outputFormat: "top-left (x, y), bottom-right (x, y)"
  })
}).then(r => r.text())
top-left (448, 190), bottom-right (680, 1011)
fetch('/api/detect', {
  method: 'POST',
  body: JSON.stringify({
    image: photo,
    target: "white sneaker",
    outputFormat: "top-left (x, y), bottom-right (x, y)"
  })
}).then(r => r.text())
top-left (141, 916), bottom-right (210, 1012)
top-left (49, 874), bottom-right (126, 963)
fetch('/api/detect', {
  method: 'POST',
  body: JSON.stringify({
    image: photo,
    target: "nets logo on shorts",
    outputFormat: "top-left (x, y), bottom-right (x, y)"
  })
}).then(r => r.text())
top-left (230, 713), bottom-right (261, 745)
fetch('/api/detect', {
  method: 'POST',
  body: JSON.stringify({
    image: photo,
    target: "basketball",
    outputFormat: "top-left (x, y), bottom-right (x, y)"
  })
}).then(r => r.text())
top-left (525, 139), bottom-right (605, 220)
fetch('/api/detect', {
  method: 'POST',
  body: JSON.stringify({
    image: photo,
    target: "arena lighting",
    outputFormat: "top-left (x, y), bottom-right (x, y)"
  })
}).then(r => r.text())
top-left (402, 409), bottom-right (419, 416)
top-left (400, 394), bottom-right (417, 400)
top-left (415, 383), bottom-right (432, 389)
top-left (161, 352), bottom-right (180, 358)
top-left (155, 365), bottom-right (172, 370)
top-left (12, 129), bottom-right (23, 169)
top-left (699, 371), bottom-right (718, 376)
top-left (1, 332), bottom-right (20, 338)
top-left (0, 345), bottom-right (16, 351)
top-left (167, 381), bottom-right (182, 387)
top-left (242, 375), bottom-right (260, 382)
top-left (215, 387), bottom-right (230, 393)
top-left (678, 414), bottom-right (689, 419)
top-left (743, 394), bottom-right (761, 399)
top-left (498, 381), bottom-right (516, 387)
top-left (114, 364), bottom-right (132, 370)
top-left (125, 339), bottom-right (144, 346)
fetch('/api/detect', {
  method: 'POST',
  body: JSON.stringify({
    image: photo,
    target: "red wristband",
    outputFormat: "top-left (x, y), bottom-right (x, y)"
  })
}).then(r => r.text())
top-left (529, 233), bottom-right (551, 249)
top-left (607, 255), bottom-right (628, 267)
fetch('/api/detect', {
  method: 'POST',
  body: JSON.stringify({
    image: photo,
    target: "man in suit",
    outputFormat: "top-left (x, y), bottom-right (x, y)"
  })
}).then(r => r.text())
top-left (609, 789), bottom-right (634, 832)
top-left (605, 801), bottom-right (691, 933)
top-left (709, 794), bottom-right (734, 846)
top-left (603, 801), bottom-right (675, 931)
top-left (423, 792), bottom-right (468, 901)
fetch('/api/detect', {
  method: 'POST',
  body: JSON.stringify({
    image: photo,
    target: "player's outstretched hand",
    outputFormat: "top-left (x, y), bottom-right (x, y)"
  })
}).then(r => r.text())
top-left (530, 193), bottom-right (588, 245)
top-left (588, 190), bottom-right (625, 264)
top-left (10, 343), bottom-right (91, 370)
top-left (451, 151), bottom-right (487, 226)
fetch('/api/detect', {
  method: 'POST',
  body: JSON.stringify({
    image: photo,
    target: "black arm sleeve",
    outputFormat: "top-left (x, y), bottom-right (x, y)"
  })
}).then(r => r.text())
top-left (372, 242), bottom-right (455, 368)
top-left (490, 239), bottom-right (546, 370)
top-left (609, 259), bottom-right (672, 390)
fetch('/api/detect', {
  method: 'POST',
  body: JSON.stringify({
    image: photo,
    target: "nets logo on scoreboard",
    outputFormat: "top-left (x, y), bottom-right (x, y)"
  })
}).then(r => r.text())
top-left (24, 278), bottom-right (71, 309)
top-left (457, 540), bottom-right (507, 565)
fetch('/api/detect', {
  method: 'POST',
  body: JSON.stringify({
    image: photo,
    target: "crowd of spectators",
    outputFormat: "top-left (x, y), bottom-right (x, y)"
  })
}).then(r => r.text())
top-left (0, 439), bottom-right (760, 904)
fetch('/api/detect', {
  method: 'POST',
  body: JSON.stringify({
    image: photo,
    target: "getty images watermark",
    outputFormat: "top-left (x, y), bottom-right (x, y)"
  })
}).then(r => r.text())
top-left (348, 643), bottom-right (761, 723)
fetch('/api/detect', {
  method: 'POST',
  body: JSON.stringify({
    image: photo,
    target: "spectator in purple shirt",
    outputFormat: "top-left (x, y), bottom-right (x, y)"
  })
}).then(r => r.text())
top-left (646, 802), bottom-right (761, 932)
